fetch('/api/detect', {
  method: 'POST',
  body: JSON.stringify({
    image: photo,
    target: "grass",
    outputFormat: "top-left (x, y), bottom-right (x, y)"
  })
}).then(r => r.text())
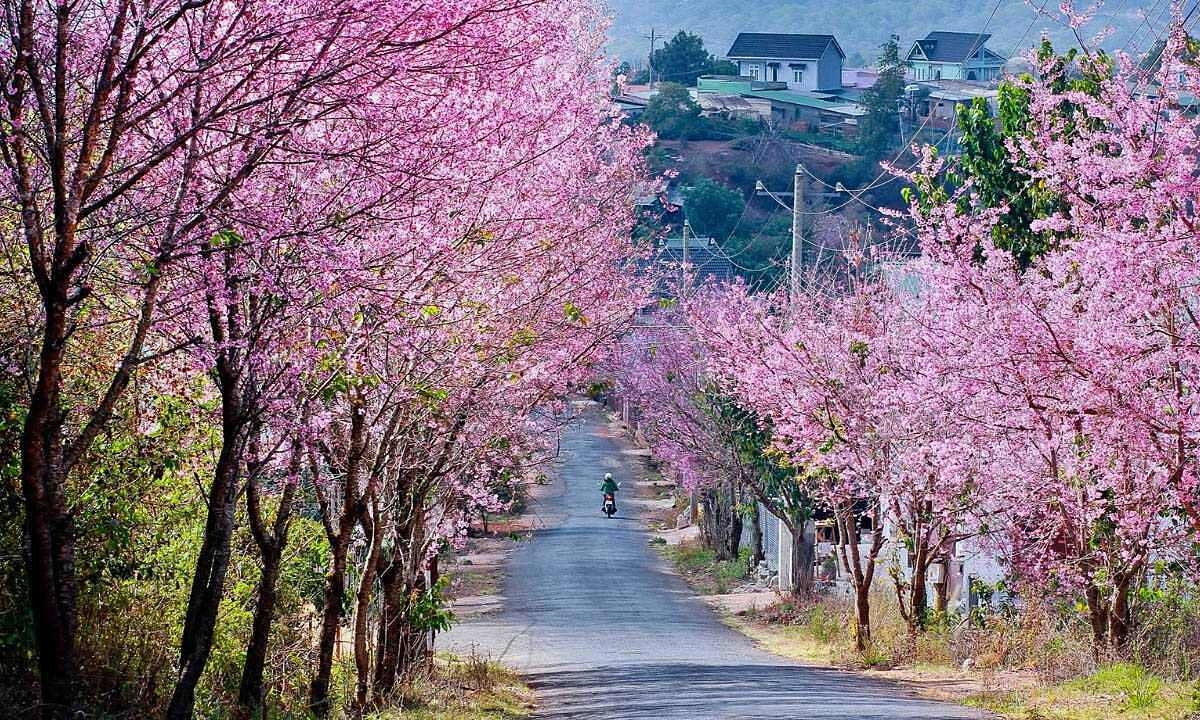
top-left (366, 653), bottom-right (534, 720)
top-left (660, 542), bottom-right (752, 594)
top-left (965, 663), bottom-right (1195, 720)
top-left (731, 594), bottom-right (1200, 720)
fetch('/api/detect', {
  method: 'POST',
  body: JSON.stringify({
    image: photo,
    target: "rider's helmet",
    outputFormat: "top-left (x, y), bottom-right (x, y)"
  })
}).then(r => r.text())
top-left (605, 473), bottom-right (613, 480)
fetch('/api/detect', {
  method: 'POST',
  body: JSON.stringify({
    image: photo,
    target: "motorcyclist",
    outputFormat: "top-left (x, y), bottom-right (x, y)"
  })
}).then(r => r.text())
top-left (600, 472), bottom-right (619, 512)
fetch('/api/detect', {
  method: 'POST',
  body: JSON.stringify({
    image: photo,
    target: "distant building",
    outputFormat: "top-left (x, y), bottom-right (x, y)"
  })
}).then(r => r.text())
top-left (656, 234), bottom-right (736, 291)
top-left (696, 75), bottom-right (865, 136)
top-left (725, 33), bottom-right (846, 92)
top-left (613, 93), bottom-right (648, 118)
top-left (910, 80), bottom-right (999, 132)
top-left (906, 31), bottom-right (1006, 83)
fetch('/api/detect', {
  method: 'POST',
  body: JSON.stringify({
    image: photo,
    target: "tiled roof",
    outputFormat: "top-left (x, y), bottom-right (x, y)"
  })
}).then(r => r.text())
top-left (911, 31), bottom-right (996, 63)
top-left (727, 33), bottom-right (842, 61)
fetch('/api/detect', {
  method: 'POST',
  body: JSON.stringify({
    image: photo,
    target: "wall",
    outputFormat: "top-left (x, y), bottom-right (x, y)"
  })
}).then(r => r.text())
top-left (737, 58), bottom-right (823, 92)
top-left (816, 42), bottom-right (843, 91)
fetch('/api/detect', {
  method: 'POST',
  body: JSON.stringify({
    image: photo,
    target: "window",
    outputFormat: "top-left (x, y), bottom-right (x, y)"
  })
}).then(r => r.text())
top-left (789, 63), bottom-right (806, 85)
top-left (748, 64), bottom-right (760, 81)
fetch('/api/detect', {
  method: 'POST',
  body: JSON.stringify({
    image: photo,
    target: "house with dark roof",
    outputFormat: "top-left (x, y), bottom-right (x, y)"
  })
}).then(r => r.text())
top-left (725, 32), bottom-right (845, 92)
top-left (656, 235), bottom-right (736, 294)
top-left (906, 31), bottom-right (1006, 83)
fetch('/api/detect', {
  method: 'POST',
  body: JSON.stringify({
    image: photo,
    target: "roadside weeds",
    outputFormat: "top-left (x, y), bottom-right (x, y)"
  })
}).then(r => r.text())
top-left (656, 538), bottom-right (1197, 720)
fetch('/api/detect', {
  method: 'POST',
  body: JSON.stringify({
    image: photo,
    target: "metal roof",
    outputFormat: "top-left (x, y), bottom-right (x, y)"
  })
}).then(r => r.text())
top-left (727, 33), bottom-right (844, 61)
top-left (909, 31), bottom-right (1000, 64)
top-left (744, 90), bottom-right (866, 117)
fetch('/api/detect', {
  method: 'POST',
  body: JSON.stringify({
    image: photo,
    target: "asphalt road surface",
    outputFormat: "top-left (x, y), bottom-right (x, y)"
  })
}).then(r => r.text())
top-left (443, 401), bottom-right (989, 720)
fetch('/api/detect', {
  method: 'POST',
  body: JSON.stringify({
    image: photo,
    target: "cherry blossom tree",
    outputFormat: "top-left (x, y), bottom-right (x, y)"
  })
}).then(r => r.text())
top-left (894, 21), bottom-right (1200, 648)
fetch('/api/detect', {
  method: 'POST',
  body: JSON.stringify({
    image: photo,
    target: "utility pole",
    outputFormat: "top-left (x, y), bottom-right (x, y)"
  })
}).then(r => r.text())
top-left (790, 164), bottom-right (805, 300)
top-left (681, 219), bottom-right (691, 297)
top-left (644, 28), bottom-right (659, 87)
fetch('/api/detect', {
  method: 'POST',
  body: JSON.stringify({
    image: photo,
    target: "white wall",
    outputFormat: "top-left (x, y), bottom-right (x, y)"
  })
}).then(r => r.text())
top-left (736, 57), bottom-right (832, 92)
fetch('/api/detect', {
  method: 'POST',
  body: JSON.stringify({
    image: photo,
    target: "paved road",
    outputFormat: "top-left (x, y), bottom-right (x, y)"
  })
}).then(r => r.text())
top-left (443, 402), bottom-right (988, 720)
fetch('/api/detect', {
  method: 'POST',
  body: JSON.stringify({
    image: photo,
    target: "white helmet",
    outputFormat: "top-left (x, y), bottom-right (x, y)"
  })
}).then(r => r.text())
top-left (605, 473), bottom-right (613, 480)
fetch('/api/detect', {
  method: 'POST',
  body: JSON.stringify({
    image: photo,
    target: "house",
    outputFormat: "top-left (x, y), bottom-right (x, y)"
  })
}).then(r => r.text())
top-left (694, 87), bottom-right (774, 121)
top-left (758, 500), bottom-right (1007, 614)
top-left (918, 82), bottom-right (998, 127)
top-left (695, 75), bottom-right (865, 136)
top-left (906, 31), bottom-right (1006, 83)
top-left (657, 234), bottom-right (736, 291)
top-left (613, 93), bottom-right (648, 118)
top-left (725, 33), bottom-right (846, 92)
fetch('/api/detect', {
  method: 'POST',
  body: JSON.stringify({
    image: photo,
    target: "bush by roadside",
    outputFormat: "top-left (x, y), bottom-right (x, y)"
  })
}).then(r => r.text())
top-left (656, 540), bottom-right (754, 595)
top-left (367, 653), bottom-right (534, 720)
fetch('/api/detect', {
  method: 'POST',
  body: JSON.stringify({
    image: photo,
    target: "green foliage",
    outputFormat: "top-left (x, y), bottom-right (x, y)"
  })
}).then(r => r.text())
top-left (667, 543), bottom-right (752, 594)
top-left (0, 375), bottom-right (31, 698)
top-left (407, 576), bottom-right (457, 634)
top-left (615, 61), bottom-right (651, 86)
top-left (641, 82), bottom-right (705, 139)
top-left (699, 391), bottom-right (815, 530)
top-left (650, 31), bottom-right (730, 86)
top-left (683, 177), bottom-right (745, 239)
top-left (856, 35), bottom-right (907, 160)
top-left (907, 41), bottom-right (1113, 268)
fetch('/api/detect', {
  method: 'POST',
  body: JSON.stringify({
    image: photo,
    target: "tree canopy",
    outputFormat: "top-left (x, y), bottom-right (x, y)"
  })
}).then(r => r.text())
top-left (684, 178), bottom-right (745, 240)
top-left (651, 30), bottom-right (735, 86)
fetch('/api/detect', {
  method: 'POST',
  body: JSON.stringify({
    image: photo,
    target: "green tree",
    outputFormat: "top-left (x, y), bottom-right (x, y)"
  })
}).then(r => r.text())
top-left (651, 30), bottom-right (726, 86)
top-left (641, 82), bottom-right (705, 139)
top-left (905, 41), bottom-right (1113, 268)
top-left (684, 177), bottom-right (745, 239)
top-left (856, 35), bottom-right (907, 159)
top-left (700, 393), bottom-right (819, 597)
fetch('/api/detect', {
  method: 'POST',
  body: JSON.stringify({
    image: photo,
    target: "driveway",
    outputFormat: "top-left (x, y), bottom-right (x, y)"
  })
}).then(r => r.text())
top-left (442, 401), bottom-right (989, 719)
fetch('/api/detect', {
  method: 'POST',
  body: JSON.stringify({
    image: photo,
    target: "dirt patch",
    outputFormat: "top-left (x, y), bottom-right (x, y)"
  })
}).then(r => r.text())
top-left (703, 590), bottom-right (780, 616)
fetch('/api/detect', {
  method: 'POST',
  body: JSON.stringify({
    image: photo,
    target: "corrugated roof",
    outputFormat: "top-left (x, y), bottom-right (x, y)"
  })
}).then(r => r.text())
top-left (727, 33), bottom-right (843, 60)
top-left (744, 90), bottom-right (866, 116)
top-left (910, 31), bottom-right (996, 63)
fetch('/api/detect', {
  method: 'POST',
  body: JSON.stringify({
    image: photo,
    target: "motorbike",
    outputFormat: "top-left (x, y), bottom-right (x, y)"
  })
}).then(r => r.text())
top-left (602, 492), bottom-right (617, 518)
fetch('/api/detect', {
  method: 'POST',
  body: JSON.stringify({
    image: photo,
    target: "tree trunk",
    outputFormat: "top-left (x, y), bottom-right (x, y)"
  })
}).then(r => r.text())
top-left (237, 546), bottom-right (282, 713)
top-left (354, 500), bottom-right (383, 711)
top-left (309, 517), bottom-right (355, 716)
top-left (790, 518), bottom-right (815, 598)
top-left (168, 423), bottom-right (244, 720)
top-left (835, 502), bottom-right (883, 654)
top-left (933, 551), bottom-right (950, 615)
top-left (1108, 573), bottom-right (1133, 649)
top-left (749, 502), bottom-right (765, 568)
top-left (309, 400), bottom-right (370, 717)
top-left (1086, 585), bottom-right (1110, 652)
top-left (909, 557), bottom-right (929, 633)
top-left (700, 479), bottom-right (741, 562)
top-left (373, 506), bottom-right (431, 700)
top-left (237, 464), bottom-right (299, 715)
top-left (854, 583), bottom-right (872, 651)
top-left (20, 302), bottom-right (80, 719)
top-left (372, 553), bottom-right (405, 701)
